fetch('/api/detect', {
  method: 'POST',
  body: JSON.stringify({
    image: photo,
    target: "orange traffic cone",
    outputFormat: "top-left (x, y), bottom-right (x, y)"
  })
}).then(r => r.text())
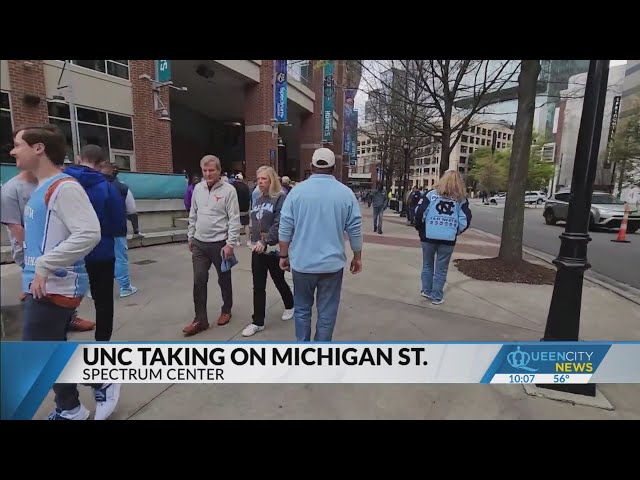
top-left (611, 203), bottom-right (631, 243)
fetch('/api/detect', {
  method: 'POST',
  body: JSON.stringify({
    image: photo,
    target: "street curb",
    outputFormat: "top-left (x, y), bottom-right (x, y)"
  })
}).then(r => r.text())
top-left (469, 228), bottom-right (640, 306)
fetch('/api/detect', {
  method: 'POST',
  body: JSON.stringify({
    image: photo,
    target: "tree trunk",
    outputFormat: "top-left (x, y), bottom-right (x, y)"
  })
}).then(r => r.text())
top-left (440, 130), bottom-right (451, 175)
top-left (498, 60), bottom-right (541, 263)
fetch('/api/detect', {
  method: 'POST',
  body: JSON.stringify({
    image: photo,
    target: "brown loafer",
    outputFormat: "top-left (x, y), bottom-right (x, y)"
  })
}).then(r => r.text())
top-left (183, 320), bottom-right (209, 337)
top-left (217, 313), bottom-right (232, 326)
top-left (69, 315), bottom-right (96, 332)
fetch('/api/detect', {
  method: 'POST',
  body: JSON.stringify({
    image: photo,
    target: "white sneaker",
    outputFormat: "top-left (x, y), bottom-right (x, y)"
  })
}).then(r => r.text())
top-left (281, 308), bottom-right (294, 321)
top-left (431, 299), bottom-right (444, 305)
top-left (94, 383), bottom-right (121, 420)
top-left (420, 291), bottom-right (431, 299)
top-left (47, 404), bottom-right (90, 420)
top-left (120, 286), bottom-right (138, 298)
top-left (242, 323), bottom-right (265, 337)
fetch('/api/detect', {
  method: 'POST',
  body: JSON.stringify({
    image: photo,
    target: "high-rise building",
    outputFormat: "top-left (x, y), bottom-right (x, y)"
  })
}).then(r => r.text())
top-left (410, 121), bottom-right (514, 189)
top-left (456, 60), bottom-right (590, 141)
top-left (554, 64), bottom-right (626, 191)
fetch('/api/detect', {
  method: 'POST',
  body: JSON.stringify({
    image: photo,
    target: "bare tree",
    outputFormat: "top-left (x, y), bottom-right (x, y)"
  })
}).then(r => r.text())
top-left (358, 60), bottom-right (438, 196)
top-left (498, 60), bottom-right (542, 263)
top-left (360, 60), bottom-right (520, 177)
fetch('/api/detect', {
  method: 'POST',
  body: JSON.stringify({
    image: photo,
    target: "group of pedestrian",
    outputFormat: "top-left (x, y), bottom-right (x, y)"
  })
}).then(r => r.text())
top-left (5, 120), bottom-right (472, 420)
top-left (182, 148), bottom-right (362, 343)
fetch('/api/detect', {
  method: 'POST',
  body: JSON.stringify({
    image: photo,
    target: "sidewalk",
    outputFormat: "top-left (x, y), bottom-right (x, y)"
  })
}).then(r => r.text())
top-left (2, 204), bottom-right (639, 419)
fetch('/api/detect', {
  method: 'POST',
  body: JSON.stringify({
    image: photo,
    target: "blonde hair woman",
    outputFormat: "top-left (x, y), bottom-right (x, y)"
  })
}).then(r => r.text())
top-left (242, 166), bottom-right (294, 337)
top-left (413, 169), bottom-right (472, 305)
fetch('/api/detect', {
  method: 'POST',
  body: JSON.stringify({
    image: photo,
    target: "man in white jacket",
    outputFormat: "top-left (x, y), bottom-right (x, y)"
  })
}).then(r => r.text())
top-left (184, 155), bottom-right (240, 337)
top-left (10, 124), bottom-right (118, 421)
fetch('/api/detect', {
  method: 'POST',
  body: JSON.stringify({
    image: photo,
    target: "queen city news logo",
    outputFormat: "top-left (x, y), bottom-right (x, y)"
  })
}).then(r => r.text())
top-left (506, 346), bottom-right (594, 374)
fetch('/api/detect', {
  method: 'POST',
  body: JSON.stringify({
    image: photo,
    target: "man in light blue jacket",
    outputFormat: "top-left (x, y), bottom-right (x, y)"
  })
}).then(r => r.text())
top-left (278, 148), bottom-right (363, 342)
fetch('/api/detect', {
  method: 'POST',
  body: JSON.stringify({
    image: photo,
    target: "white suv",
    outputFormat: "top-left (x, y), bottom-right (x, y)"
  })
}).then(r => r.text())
top-left (525, 191), bottom-right (546, 205)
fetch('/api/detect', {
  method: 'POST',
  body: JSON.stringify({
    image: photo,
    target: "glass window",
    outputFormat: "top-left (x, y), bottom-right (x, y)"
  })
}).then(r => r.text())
top-left (1, 92), bottom-right (14, 163)
top-left (48, 102), bottom-right (70, 119)
top-left (49, 118), bottom-right (74, 163)
top-left (107, 61), bottom-right (129, 80)
top-left (0, 91), bottom-right (10, 110)
top-left (109, 128), bottom-right (134, 151)
top-left (592, 194), bottom-right (625, 205)
top-left (78, 123), bottom-right (109, 153)
top-left (1, 110), bottom-right (14, 163)
top-left (70, 60), bottom-right (129, 80)
top-left (48, 102), bottom-right (135, 167)
top-left (113, 154), bottom-right (131, 170)
top-left (108, 113), bottom-right (132, 129)
top-left (74, 60), bottom-right (106, 73)
top-left (77, 107), bottom-right (107, 125)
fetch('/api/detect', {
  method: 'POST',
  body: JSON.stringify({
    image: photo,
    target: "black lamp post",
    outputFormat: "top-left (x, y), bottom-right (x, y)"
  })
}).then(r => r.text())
top-left (400, 141), bottom-right (410, 216)
top-left (537, 60), bottom-right (610, 397)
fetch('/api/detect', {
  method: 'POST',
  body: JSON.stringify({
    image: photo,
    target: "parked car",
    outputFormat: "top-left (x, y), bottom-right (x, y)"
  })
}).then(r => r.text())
top-left (524, 191), bottom-right (546, 204)
top-left (488, 192), bottom-right (507, 205)
top-left (543, 189), bottom-right (640, 233)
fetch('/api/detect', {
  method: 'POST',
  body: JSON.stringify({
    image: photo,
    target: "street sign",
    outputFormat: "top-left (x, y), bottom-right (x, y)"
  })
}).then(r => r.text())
top-left (156, 60), bottom-right (171, 82)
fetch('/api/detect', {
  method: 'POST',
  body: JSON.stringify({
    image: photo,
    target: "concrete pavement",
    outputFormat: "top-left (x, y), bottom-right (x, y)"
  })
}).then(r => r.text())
top-left (2, 204), bottom-right (640, 419)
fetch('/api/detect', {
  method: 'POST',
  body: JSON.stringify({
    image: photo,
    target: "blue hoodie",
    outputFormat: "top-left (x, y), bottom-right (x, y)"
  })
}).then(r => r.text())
top-left (64, 165), bottom-right (127, 263)
top-left (414, 190), bottom-right (472, 246)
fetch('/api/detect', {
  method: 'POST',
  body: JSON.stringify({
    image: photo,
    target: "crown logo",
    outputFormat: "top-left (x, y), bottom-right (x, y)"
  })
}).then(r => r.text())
top-left (507, 346), bottom-right (538, 372)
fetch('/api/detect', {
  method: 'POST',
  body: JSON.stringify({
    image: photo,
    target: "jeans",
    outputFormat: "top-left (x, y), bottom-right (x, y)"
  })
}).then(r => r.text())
top-left (192, 239), bottom-right (233, 322)
top-left (86, 259), bottom-right (116, 341)
top-left (373, 207), bottom-right (384, 232)
top-left (292, 269), bottom-right (343, 342)
top-left (420, 242), bottom-right (455, 302)
top-left (252, 252), bottom-right (294, 326)
top-left (114, 236), bottom-right (131, 291)
top-left (407, 204), bottom-right (416, 223)
top-left (22, 296), bottom-right (100, 411)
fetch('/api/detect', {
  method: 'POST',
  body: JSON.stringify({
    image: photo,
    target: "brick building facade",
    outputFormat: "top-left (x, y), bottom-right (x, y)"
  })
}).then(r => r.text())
top-left (1, 59), bottom-right (359, 183)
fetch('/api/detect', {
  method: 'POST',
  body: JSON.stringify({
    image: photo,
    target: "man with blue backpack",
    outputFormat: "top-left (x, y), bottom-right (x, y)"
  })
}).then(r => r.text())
top-left (65, 145), bottom-right (126, 342)
top-left (414, 169), bottom-right (472, 305)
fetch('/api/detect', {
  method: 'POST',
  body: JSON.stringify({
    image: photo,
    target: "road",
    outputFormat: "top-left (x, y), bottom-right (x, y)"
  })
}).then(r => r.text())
top-left (469, 203), bottom-right (640, 289)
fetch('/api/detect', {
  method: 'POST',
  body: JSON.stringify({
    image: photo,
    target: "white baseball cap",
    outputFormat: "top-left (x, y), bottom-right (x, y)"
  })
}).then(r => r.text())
top-left (312, 148), bottom-right (336, 168)
top-left (235, 173), bottom-right (243, 180)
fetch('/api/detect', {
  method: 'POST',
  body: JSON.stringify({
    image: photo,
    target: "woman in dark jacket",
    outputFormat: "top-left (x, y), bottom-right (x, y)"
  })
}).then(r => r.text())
top-left (242, 166), bottom-right (294, 336)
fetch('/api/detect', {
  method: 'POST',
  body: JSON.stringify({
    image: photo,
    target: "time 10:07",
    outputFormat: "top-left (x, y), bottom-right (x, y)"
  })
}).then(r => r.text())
top-left (508, 374), bottom-right (535, 383)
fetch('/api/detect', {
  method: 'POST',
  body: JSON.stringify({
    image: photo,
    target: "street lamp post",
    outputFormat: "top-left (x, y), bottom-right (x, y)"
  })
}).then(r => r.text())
top-left (400, 141), bottom-right (410, 217)
top-left (538, 60), bottom-right (610, 397)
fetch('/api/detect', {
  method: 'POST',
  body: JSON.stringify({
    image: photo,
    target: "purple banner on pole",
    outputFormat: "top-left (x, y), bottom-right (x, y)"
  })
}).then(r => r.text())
top-left (343, 88), bottom-right (358, 166)
top-left (274, 60), bottom-right (288, 123)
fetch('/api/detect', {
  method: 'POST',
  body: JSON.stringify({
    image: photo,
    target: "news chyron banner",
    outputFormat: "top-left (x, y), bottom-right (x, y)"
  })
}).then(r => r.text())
top-left (3, 342), bottom-right (640, 419)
